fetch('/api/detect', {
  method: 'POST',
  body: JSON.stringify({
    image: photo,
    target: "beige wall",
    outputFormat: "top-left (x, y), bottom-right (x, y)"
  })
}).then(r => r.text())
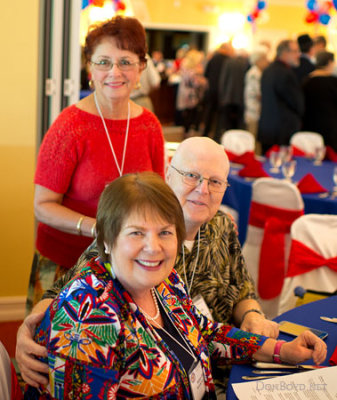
top-left (0, 2), bottom-right (39, 297)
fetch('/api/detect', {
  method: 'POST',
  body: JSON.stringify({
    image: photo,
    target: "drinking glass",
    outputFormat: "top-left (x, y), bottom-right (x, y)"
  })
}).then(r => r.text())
top-left (282, 160), bottom-right (297, 181)
top-left (269, 152), bottom-right (282, 173)
top-left (333, 166), bottom-right (337, 193)
top-left (313, 146), bottom-right (326, 166)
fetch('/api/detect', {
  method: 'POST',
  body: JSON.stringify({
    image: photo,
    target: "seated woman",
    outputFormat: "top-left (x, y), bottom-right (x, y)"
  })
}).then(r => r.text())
top-left (25, 172), bottom-right (326, 399)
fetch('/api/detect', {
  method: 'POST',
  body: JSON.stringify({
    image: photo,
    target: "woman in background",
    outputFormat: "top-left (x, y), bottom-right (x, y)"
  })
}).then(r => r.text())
top-left (26, 16), bottom-right (165, 314)
top-left (302, 50), bottom-right (337, 151)
top-left (176, 49), bottom-right (207, 136)
top-left (25, 172), bottom-right (327, 399)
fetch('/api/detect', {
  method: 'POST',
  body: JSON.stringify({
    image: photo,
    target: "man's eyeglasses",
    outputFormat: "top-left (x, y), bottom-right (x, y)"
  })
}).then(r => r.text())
top-left (170, 165), bottom-right (230, 193)
top-left (91, 58), bottom-right (140, 72)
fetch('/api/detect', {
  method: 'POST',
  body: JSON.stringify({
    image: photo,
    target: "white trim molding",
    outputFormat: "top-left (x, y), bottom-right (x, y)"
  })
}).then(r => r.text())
top-left (0, 296), bottom-right (26, 322)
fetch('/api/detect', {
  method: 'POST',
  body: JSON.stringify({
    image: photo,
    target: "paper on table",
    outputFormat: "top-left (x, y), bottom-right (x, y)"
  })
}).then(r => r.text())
top-left (232, 365), bottom-right (337, 399)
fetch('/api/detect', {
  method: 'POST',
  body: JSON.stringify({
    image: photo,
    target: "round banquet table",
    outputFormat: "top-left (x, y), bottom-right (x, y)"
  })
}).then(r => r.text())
top-left (226, 295), bottom-right (337, 400)
top-left (222, 157), bottom-right (337, 245)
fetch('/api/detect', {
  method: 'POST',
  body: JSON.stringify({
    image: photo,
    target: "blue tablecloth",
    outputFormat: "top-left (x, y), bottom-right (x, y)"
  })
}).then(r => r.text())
top-left (227, 295), bottom-right (337, 400)
top-left (222, 158), bottom-right (337, 245)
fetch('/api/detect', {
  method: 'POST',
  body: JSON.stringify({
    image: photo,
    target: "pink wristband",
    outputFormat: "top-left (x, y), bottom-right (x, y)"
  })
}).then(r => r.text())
top-left (273, 340), bottom-right (286, 364)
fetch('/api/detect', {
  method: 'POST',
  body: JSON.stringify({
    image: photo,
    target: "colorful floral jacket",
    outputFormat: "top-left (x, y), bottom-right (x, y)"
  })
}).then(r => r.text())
top-left (27, 257), bottom-right (267, 399)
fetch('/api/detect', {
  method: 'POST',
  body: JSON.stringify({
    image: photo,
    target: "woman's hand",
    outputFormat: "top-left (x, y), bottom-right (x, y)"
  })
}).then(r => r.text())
top-left (16, 312), bottom-right (49, 387)
top-left (254, 330), bottom-right (327, 365)
top-left (281, 330), bottom-right (327, 366)
top-left (240, 312), bottom-right (279, 338)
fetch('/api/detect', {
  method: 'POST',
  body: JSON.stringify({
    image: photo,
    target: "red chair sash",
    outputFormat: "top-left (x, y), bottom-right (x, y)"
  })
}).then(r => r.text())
top-left (286, 239), bottom-right (337, 278)
top-left (249, 202), bottom-right (304, 300)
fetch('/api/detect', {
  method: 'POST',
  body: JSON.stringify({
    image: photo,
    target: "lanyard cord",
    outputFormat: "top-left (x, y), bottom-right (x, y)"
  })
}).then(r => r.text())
top-left (94, 90), bottom-right (130, 177)
top-left (182, 229), bottom-right (200, 297)
top-left (151, 291), bottom-right (197, 363)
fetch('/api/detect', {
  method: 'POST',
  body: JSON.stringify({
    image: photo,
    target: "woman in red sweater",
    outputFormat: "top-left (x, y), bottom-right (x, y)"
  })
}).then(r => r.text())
top-left (26, 16), bottom-right (165, 313)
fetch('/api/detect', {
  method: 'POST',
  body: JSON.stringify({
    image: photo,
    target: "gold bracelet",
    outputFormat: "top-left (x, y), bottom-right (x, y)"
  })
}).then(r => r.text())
top-left (76, 216), bottom-right (84, 235)
top-left (91, 222), bottom-right (96, 238)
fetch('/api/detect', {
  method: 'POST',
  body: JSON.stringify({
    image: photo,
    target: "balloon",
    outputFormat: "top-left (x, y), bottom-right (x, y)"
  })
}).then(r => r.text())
top-left (116, 1), bottom-right (126, 10)
top-left (247, 14), bottom-right (254, 22)
top-left (319, 13), bottom-right (331, 24)
top-left (82, 0), bottom-right (90, 9)
top-left (257, 1), bottom-right (266, 10)
top-left (306, 0), bottom-right (317, 11)
top-left (252, 9), bottom-right (260, 18)
top-left (305, 10), bottom-right (319, 23)
top-left (334, 0), bottom-right (337, 10)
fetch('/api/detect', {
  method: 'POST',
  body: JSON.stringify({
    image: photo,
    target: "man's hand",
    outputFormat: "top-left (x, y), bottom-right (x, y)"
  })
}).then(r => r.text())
top-left (240, 311), bottom-right (279, 338)
top-left (15, 312), bottom-right (49, 387)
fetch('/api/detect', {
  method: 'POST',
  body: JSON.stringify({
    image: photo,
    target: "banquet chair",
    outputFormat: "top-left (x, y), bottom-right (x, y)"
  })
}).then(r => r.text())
top-left (221, 129), bottom-right (255, 156)
top-left (242, 178), bottom-right (304, 319)
top-left (0, 340), bottom-right (23, 400)
top-left (290, 131), bottom-right (324, 156)
top-left (278, 214), bottom-right (337, 315)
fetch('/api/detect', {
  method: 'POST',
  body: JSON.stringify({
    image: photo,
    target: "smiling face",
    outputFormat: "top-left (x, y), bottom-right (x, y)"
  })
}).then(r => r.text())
top-left (167, 137), bottom-right (230, 239)
top-left (106, 210), bottom-right (178, 298)
top-left (89, 37), bottom-right (144, 104)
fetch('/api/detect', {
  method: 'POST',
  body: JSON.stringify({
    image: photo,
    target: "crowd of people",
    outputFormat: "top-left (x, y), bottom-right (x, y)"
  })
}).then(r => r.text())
top-left (148, 33), bottom-right (337, 154)
top-left (11, 15), bottom-right (330, 400)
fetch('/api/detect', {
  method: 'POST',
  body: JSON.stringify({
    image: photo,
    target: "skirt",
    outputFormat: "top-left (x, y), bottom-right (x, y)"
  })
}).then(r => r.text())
top-left (25, 250), bottom-right (68, 315)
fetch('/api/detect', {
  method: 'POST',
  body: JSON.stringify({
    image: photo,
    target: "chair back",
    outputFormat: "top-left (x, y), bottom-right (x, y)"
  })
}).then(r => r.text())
top-left (290, 131), bottom-right (324, 156)
top-left (242, 177), bottom-right (304, 318)
top-left (221, 129), bottom-right (255, 156)
top-left (0, 340), bottom-right (22, 400)
top-left (279, 214), bottom-right (337, 314)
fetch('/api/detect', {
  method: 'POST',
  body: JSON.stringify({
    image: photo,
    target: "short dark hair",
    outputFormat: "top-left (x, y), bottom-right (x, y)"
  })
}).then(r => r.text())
top-left (315, 50), bottom-right (334, 69)
top-left (84, 16), bottom-right (147, 65)
top-left (297, 34), bottom-right (313, 53)
top-left (96, 172), bottom-right (186, 262)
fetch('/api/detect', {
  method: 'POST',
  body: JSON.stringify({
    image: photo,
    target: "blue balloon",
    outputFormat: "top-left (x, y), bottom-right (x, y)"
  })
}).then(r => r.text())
top-left (333, 0), bottom-right (337, 10)
top-left (257, 1), bottom-right (266, 10)
top-left (319, 13), bottom-right (331, 25)
top-left (307, 0), bottom-right (316, 11)
top-left (247, 14), bottom-right (253, 22)
top-left (82, 0), bottom-right (90, 9)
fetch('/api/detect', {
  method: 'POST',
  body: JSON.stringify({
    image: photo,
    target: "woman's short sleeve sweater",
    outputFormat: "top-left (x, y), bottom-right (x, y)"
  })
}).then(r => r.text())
top-left (34, 104), bottom-right (165, 268)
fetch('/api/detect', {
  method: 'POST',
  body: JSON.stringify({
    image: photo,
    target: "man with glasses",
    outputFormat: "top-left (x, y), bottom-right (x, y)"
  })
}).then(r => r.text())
top-left (16, 137), bottom-right (278, 396)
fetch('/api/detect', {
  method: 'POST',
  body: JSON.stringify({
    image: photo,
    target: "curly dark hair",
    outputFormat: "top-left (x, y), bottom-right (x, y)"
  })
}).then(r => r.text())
top-left (84, 16), bottom-right (147, 65)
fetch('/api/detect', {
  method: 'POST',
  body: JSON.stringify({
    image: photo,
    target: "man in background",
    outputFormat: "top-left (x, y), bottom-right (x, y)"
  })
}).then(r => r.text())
top-left (258, 39), bottom-right (304, 154)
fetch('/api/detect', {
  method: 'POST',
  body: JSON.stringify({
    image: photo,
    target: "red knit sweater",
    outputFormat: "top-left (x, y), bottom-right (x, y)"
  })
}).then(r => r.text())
top-left (35, 105), bottom-right (165, 268)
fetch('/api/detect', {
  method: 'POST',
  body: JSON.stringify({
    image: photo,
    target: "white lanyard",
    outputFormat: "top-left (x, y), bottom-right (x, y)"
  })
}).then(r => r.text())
top-left (151, 291), bottom-right (197, 363)
top-left (94, 90), bottom-right (130, 177)
top-left (182, 229), bottom-right (200, 297)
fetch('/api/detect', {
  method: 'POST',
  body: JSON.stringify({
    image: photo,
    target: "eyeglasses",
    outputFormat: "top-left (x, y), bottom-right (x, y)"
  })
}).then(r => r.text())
top-left (91, 58), bottom-right (140, 72)
top-left (170, 165), bottom-right (230, 193)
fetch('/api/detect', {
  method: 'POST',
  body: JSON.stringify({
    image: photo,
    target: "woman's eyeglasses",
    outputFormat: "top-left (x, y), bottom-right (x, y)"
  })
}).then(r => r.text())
top-left (91, 58), bottom-right (140, 72)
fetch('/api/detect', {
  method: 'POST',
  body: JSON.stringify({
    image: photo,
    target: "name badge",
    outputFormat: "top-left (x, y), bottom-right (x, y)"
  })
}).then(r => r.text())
top-left (192, 294), bottom-right (213, 321)
top-left (189, 361), bottom-right (206, 400)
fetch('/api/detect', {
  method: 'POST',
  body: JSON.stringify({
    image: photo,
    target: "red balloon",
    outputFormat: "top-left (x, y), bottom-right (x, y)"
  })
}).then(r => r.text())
top-left (116, 1), bottom-right (126, 10)
top-left (305, 10), bottom-right (319, 23)
top-left (252, 9), bottom-right (260, 19)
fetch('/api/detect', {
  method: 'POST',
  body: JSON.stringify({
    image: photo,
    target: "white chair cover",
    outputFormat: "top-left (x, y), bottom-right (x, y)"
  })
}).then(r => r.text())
top-left (279, 214), bottom-right (337, 315)
top-left (242, 178), bottom-right (304, 319)
top-left (221, 129), bottom-right (255, 155)
top-left (290, 131), bottom-right (324, 156)
top-left (0, 341), bottom-right (12, 400)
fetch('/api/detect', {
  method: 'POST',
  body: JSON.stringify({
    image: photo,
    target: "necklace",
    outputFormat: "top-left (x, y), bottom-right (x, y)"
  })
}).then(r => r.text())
top-left (182, 229), bottom-right (200, 297)
top-left (94, 90), bottom-right (130, 177)
top-left (138, 288), bottom-right (160, 321)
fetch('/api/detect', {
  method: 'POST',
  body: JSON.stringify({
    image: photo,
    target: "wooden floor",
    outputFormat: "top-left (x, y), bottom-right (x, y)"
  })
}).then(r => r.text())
top-left (0, 320), bottom-right (23, 358)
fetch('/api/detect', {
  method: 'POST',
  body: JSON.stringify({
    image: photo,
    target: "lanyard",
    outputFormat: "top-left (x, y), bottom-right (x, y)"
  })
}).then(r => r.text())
top-left (182, 229), bottom-right (200, 296)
